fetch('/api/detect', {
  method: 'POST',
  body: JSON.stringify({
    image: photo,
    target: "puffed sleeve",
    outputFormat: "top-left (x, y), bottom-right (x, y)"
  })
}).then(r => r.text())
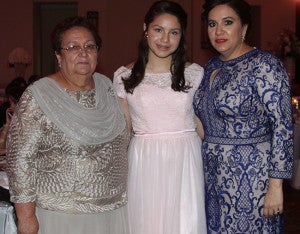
top-left (6, 88), bottom-right (43, 203)
top-left (113, 66), bottom-right (131, 99)
top-left (185, 63), bottom-right (204, 91)
top-left (254, 53), bottom-right (294, 179)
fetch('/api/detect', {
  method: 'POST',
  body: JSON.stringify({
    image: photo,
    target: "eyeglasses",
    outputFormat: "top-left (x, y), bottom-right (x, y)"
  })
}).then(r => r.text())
top-left (60, 44), bottom-right (99, 53)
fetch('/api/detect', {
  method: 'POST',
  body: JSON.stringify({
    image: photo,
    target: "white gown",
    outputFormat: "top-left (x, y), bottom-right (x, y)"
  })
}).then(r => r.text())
top-left (114, 63), bottom-right (207, 234)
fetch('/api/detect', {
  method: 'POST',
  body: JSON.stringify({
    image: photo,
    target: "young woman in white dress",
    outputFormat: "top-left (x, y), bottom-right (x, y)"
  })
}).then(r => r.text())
top-left (113, 1), bottom-right (207, 233)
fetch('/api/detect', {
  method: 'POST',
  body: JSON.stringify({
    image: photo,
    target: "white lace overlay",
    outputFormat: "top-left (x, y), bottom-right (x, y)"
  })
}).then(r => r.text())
top-left (114, 63), bottom-right (202, 96)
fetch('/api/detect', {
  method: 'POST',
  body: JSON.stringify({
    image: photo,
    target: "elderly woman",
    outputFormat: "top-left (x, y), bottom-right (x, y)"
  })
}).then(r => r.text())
top-left (7, 17), bottom-right (129, 234)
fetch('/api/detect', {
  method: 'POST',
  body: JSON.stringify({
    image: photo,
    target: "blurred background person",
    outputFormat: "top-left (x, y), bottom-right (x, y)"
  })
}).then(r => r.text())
top-left (0, 90), bottom-right (7, 106)
top-left (0, 77), bottom-right (27, 129)
top-left (27, 74), bottom-right (41, 85)
top-left (0, 76), bottom-right (27, 151)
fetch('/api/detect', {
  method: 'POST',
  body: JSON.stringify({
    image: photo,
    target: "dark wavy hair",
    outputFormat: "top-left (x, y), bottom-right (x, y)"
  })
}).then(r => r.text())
top-left (5, 77), bottom-right (28, 104)
top-left (123, 0), bottom-right (189, 93)
top-left (202, 0), bottom-right (251, 35)
top-left (51, 16), bottom-right (102, 54)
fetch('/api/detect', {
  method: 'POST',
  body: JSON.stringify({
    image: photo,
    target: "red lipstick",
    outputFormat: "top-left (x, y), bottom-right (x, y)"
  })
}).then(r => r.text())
top-left (215, 39), bottom-right (227, 44)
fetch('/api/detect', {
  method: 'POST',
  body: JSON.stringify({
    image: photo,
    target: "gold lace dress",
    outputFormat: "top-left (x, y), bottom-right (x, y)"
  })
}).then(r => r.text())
top-left (7, 75), bottom-right (130, 234)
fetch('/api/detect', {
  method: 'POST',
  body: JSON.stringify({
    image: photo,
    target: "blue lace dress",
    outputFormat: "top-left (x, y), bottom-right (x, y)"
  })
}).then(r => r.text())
top-left (193, 49), bottom-right (294, 233)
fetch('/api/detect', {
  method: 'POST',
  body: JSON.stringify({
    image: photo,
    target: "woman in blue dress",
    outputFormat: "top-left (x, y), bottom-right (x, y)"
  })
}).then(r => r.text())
top-left (193, 0), bottom-right (294, 233)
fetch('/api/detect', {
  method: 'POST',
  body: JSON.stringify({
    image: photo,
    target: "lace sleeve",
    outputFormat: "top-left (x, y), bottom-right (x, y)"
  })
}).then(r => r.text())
top-left (254, 54), bottom-right (294, 178)
top-left (185, 63), bottom-right (204, 90)
top-left (113, 66), bottom-right (131, 99)
top-left (6, 88), bottom-right (43, 203)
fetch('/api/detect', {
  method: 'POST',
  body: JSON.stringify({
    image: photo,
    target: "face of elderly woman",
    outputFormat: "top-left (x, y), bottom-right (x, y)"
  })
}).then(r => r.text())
top-left (56, 26), bottom-right (98, 77)
top-left (207, 4), bottom-right (247, 60)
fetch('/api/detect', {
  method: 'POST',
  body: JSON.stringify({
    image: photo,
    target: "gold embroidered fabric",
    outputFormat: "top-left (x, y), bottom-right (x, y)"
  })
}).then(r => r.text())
top-left (7, 86), bottom-right (130, 214)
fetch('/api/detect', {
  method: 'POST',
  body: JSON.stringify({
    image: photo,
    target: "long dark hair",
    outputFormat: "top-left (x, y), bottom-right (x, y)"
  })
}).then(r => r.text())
top-left (123, 0), bottom-right (189, 93)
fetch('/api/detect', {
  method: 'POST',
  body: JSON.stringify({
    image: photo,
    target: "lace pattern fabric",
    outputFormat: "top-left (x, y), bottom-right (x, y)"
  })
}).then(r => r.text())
top-left (114, 63), bottom-right (201, 95)
top-left (193, 48), bottom-right (293, 233)
top-left (114, 63), bottom-right (204, 135)
top-left (7, 79), bottom-right (130, 214)
top-left (142, 73), bottom-right (172, 88)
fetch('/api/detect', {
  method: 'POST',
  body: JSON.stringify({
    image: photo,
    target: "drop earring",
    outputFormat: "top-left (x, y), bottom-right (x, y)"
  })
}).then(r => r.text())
top-left (241, 35), bottom-right (245, 43)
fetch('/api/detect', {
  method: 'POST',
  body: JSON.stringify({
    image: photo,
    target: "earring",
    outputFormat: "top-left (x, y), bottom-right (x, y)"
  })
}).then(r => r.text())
top-left (241, 35), bottom-right (245, 43)
top-left (58, 63), bottom-right (62, 68)
top-left (145, 33), bottom-right (148, 39)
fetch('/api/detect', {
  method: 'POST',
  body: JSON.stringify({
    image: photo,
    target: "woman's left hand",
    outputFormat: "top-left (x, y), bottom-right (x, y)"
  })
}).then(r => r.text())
top-left (263, 178), bottom-right (283, 217)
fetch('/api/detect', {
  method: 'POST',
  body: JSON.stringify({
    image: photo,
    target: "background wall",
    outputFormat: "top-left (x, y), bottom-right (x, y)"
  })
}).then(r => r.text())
top-left (0, 0), bottom-right (296, 88)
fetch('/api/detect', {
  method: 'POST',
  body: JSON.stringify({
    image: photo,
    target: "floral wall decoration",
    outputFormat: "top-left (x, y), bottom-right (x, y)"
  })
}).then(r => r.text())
top-left (269, 28), bottom-right (300, 82)
top-left (276, 28), bottom-right (300, 59)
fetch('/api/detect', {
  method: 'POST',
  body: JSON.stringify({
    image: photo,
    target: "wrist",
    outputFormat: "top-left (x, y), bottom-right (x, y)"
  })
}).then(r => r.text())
top-left (268, 178), bottom-right (283, 188)
top-left (14, 202), bottom-right (36, 220)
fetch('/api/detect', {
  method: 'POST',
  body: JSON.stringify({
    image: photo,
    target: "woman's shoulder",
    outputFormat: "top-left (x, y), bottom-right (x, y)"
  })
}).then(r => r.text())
top-left (184, 63), bottom-right (204, 86)
top-left (93, 72), bottom-right (112, 83)
top-left (83, 73), bottom-right (111, 91)
top-left (113, 65), bottom-right (132, 83)
top-left (250, 48), bottom-right (281, 64)
top-left (185, 62), bottom-right (204, 72)
top-left (243, 49), bottom-right (285, 75)
top-left (29, 77), bottom-right (56, 92)
top-left (185, 63), bottom-right (204, 79)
